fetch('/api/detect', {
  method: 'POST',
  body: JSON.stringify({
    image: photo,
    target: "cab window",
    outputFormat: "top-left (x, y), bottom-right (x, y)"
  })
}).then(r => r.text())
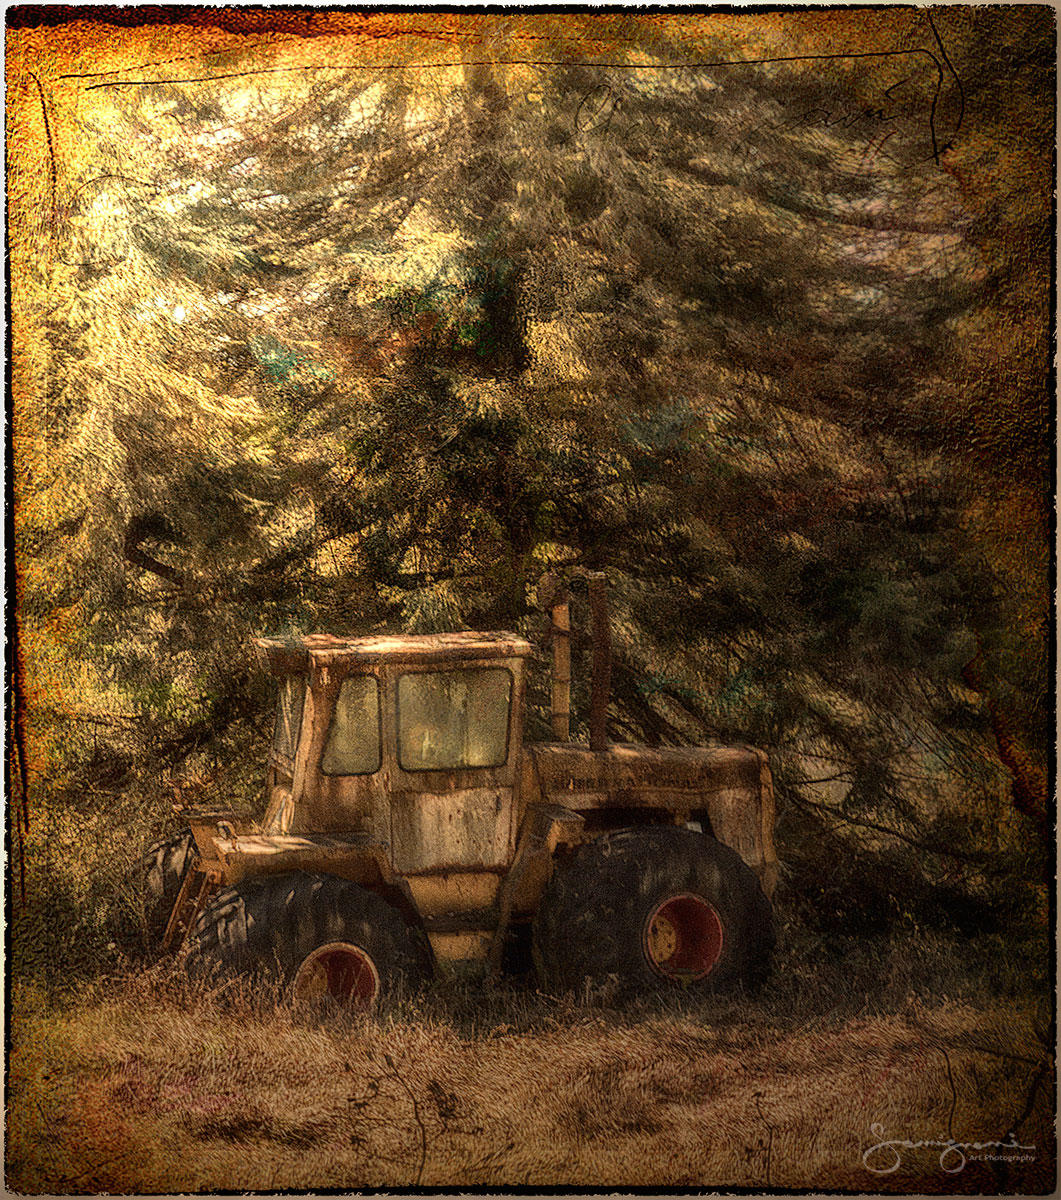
top-left (322, 675), bottom-right (381, 776)
top-left (273, 676), bottom-right (305, 759)
top-left (397, 667), bottom-right (512, 771)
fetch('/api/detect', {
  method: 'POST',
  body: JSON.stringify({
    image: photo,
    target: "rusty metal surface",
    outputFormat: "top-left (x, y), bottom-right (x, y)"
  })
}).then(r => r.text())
top-left (254, 631), bottom-right (532, 676)
top-left (390, 788), bottom-right (513, 873)
top-left (426, 929), bottom-right (493, 963)
top-left (293, 773), bottom-right (379, 837)
top-left (504, 805), bottom-right (584, 913)
top-left (262, 784), bottom-right (294, 833)
top-left (261, 653), bottom-right (527, 858)
top-left (702, 787), bottom-right (767, 872)
top-left (509, 805), bottom-right (583, 908)
top-left (403, 870), bottom-right (502, 918)
top-left (391, 761), bottom-right (519, 792)
top-left (185, 812), bottom-right (246, 855)
top-left (162, 863), bottom-right (222, 952)
top-left (486, 804), bottom-right (587, 976)
top-left (210, 833), bottom-right (386, 887)
top-left (549, 597), bottom-right (571, 741)
top-left (291, 941), bottom-right (381, 1010)
top-left (524, 742), bottom-right (777, 886)
top-left (527, 741), bottom-right (761, 800)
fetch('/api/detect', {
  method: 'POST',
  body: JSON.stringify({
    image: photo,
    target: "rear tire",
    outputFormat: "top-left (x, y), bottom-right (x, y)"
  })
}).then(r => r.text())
top-left (141, 828), bottom-right (198, 947)
top-left (533, 827), bottom-right (774, 999)
top-left (185, 872), bottom-right (432, 1011)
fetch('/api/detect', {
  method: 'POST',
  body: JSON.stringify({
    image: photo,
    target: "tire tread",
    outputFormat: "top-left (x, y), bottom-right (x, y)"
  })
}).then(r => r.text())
top-left (533, 827), bottom-right (774, 997)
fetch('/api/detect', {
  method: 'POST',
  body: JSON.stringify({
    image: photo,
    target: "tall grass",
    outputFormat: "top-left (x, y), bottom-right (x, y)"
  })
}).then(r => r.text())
top-left (7, 962), bottom-right (1054, 1193)
top-left (7, 756), bottom-right (1055, 1193)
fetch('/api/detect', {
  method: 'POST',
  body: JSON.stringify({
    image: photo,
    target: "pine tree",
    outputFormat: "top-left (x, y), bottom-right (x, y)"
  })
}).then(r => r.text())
top-left (14, 9), bottom-right (1051, 902)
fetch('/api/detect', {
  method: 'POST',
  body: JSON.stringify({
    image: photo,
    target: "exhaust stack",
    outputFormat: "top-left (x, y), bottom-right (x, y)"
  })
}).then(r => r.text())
top-left (586, 572), bottom-right (611, 752)
top-left (538, 573), bottom-right (571, 741)
top-left (539, 570), bottom-right (612, 750)
top-left (550, 587), bottom-right (571, 742)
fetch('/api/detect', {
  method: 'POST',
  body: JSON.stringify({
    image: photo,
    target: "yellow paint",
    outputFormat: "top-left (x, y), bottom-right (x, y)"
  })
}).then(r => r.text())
top-left (404, 871), bottom-right (500, 917)
top-left (427, 930), bottom-right (493, 963)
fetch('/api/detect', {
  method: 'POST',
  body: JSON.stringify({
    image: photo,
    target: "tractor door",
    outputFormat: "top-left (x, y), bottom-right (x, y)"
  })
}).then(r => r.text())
top-left (387, 660), bottom-right (524, 873)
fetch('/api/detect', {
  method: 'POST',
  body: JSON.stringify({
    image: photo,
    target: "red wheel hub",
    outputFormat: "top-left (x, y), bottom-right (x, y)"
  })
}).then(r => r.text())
top-left (292, 941), bottom-right (381, 1010)
top-left (643, 893), bottom-right (724, 981)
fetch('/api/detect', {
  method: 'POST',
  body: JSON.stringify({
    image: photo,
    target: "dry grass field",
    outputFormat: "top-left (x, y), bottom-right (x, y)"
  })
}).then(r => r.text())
top-left (7, 932), bottom-right (1054, 1195)
top-left (6, 743), bottom-right (1054, 1193)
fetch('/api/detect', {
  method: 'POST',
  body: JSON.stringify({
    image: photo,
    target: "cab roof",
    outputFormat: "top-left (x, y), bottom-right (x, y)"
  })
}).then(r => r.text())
top-left (253, 631), bottom-right (533, 675)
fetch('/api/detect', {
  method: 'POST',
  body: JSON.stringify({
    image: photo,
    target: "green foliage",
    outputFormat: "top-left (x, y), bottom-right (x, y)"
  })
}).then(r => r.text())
top-left (14, 11), bottom-right (1051, 953)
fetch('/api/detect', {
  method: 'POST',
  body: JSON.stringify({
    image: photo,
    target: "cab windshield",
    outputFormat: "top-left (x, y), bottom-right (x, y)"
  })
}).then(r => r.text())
top-left (397, 667), bottom-right (512, 771)
top-left (322, 675), bottom-right (381, 776)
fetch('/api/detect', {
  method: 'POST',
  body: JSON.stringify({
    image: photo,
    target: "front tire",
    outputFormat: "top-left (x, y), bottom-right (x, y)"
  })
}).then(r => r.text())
top-left (185, 872), bottom-right (432, 1011)
top-left (533, 827), bottom-right (774, 999)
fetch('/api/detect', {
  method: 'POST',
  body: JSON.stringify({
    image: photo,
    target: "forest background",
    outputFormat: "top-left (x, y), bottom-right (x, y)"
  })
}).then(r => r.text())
top-left (6, 5), bottom-right (1056, 1194)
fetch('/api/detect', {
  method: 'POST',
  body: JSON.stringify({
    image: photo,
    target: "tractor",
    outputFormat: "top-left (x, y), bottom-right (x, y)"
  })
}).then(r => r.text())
top-left (143, 574), bottom-right (779, 1009)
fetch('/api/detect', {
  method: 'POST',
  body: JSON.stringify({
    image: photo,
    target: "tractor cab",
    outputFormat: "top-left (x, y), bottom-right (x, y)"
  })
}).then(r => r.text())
top-left (253, 632), bottom-right (532, 876)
